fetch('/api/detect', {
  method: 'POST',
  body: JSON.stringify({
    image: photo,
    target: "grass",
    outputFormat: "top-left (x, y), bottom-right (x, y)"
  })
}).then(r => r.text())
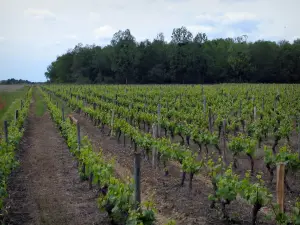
top-left (33, 87), bottom-right (46, 116)
top-left (0, 86), bottom-right (29, 123)
top-left (35, 87), bottom-right (73, 118)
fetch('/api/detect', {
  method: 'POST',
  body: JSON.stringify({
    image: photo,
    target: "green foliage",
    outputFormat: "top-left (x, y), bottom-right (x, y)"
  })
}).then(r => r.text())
top-left (182, 151), bottom-right (202, 174)
top-left (205, 156), bottom-right (224, 180)
top-left (44, 27), bottom-right (300, 84)
top-left (264, 146), bottom-right (276, 166)
top-left (228, 134), bottom-right (257, 173)
top-left (228, 134), bottom-right (256, 157)
top-left (0, 87), bottom-right (32, 213)
top-left (276, 146), bottom-right (300, 171)
top-left (265, 145), bottom-right (300, 171)
top-left (268, 200), bottom-right (300, 225)
top-left (228, 134), bottom-right (246, 156)
top-left (291, 200), bottom-right (300, 225)
top-left (192, 130), bottom-right (219, 146)
top-left (239, 172), bottom-right (272, 207)
top-left (210, 166), bottom-right (240, 203)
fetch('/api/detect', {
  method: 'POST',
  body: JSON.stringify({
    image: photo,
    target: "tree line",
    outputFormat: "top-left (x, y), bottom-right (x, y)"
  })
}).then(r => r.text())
top-left (45, 27), bottom-right (300, 84)
top-left (0, 79), bottom-right (33, 84)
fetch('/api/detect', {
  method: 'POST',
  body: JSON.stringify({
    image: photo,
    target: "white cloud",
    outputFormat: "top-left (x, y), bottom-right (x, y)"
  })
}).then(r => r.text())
top-left (291, 36), bottom-right (300, 42)
top-left (223, 12), bottom-right (257, 24)
top-left (24, 8), bottom-right (56, 20)
top-left (187, 25), bottom-right (215, 34)
top-left (0, 37), bottom-right (5, 42)
top-left (93, 25), bottom-right (117, 39)
top-left (196, 12), bottom-right (258, 25)
top-left (195, 13), bottom-right (219, 23)
top-left (89, 12), bottom-right (102, 22)
top-left (64, 34), bottom-right (78, 40)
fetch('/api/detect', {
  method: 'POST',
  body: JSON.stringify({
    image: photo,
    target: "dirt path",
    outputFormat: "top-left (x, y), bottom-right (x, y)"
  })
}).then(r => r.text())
top-left (4, 101), bottom-right (109, 225)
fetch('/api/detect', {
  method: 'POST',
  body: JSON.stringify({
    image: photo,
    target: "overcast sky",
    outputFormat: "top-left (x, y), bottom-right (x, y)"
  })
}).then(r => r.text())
top-left (0, 0), bottom-right (299, 82)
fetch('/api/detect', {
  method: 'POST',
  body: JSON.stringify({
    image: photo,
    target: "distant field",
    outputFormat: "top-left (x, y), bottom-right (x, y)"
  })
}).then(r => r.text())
top-left (0, 84), bottom-right (24, 92)
top-left (0, 85), bottom-right (29, 124)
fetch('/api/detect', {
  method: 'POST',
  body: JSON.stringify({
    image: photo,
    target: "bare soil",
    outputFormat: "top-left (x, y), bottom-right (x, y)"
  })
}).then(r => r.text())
top-left (0, 85), bottom-right (24, 92)
top-left (4, 101), bottom-right (109, 225)
top-left (72, 112), bottom-right (274, 225)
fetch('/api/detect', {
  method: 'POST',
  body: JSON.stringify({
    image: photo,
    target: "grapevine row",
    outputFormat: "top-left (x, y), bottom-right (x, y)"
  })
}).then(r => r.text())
top-left (39, 87), bottom-right (159, 225)
top-left (0, 87), bottom-right (32, 212)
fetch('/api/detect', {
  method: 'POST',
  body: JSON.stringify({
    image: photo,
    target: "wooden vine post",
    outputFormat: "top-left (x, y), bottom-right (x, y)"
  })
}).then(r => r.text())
top-left (239, 100), bottom-right (242, 117)
top-left (77, 122), bottom-right (81, 150)
top-left (222, 119), bottom-right (227, 163)
top-left (208, 107), bottom-right (213, 133)
top-left (4, 120), bottom-right (8, 144)
top-left (276, 163), bottom-right (285, 212)
top-left (157, 104), bottom-right (162, 162)
top-left (89, 171), bottom-right (93, 190)
top-left (129, 104), bottom-right (133, 125)
top-left (152, 123), bottom-right (157, 168)
top-left (62, 106), bottom-right (65, 121)
top-left (203, 96), bottom-right (206, 115)
top-left (274, 96), bottom-right (277, 110)
top-left (15, 110), bottom-right (19, 121)
top-left (68, 115), bottom-right (86, 181)
top-left (134, 152), bottom-right (141, 208)
top-left (157, 104), bottom-right (161, 137)
top-left (110, 110), bottom-right (115, 137)
top-left (297, 118), bottom-right (300, 159)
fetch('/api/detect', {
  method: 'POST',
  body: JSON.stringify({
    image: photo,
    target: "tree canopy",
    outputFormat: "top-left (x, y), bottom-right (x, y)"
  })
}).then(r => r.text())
top-left (0, 78), bottom-right (33, 84)
top-left (45, 27), bottom-right (300, 84)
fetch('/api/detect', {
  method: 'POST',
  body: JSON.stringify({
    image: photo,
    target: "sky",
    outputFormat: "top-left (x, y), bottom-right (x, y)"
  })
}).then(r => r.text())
top-left (0, 0), bottom-right (299, 82)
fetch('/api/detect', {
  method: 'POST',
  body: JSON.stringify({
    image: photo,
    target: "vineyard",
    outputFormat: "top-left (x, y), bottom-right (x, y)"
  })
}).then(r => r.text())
top-left (1, 84), bottom-right (300, 225)
top-left (0, 86), bottom-right (32, 212)
top-left (0, 85), bottom-right (28, 126)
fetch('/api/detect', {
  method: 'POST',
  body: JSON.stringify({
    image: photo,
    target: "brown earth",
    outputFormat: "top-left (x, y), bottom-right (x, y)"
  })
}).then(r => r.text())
top-left (4, 100), bottom-right (109, 225)
top-left (0, 85), bottom-right (24, 92)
